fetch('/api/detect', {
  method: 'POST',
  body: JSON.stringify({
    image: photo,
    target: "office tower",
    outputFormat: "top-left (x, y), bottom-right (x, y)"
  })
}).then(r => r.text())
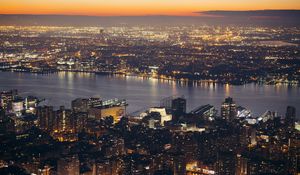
top-left (171, 97), bottom-right (186, 120)
top-left (0, 107), bottom-right (15, 134)
top-left (0, 107), bottom-right (5, 120)
top-left (240, 125), bottom-right (250, 147)
top-left (235, 154), bottom-right (248, 175)
top-left (56, 106), bottom-right (74, 132)
top-left (36, 106), bottom-right (55, 132)
top-left (0, 89), bottom-right (18, 112)
top-left (160, 96), bottom-right (186, 119)
top-left (74, 112), bottom-right (88, 132)
top-left (286, 106), bottom-right (296, 128)
top-left (221, 97), bottom-right (237, 121)
top-left (0, 107), bottom-right (8, 133)
top-left (57, 155), bottom-right (80, 175)
top-left (250, 128), bottom-right (257, 146)
top-left (240, 125), bottom-right (257, 148)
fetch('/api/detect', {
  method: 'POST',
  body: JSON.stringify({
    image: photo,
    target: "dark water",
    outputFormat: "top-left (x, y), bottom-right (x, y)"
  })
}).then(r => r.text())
top-left (0, 71), bottom-right (299, 117)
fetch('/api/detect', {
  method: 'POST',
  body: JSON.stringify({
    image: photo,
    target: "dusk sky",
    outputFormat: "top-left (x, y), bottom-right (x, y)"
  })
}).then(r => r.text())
top-left (1, 0), bottom-right (300, 16)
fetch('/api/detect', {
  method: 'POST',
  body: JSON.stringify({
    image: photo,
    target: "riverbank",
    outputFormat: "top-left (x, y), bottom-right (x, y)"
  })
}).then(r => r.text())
top-left (1, 69), bottom-right (299, 86)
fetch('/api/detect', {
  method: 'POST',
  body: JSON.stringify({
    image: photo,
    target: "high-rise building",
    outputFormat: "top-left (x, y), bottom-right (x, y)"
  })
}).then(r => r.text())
top-left (171, 97), bottom-right (186, 120)
top-left (240, 125), bottom-right (250, 147)
top-left (0, 107), bottom-right (5, 120)
top-left (0, 107), bottom-right (14, 134)
top-left (160, 96), bottom-right (186, 119)
top-left (235, 154), bottom-right (248, 175)
top-left (57, 155), bottom-right (80, 175)
top-left (0, 89), bottom-right (18, 112)
top-left (250, 128), bottom-right (257, 146)
top-left (221, 97), bottom-right (237, 121)
top-left (0, 107), bottom-right (10, 133)
top-left (36, 106), bottom-right (55, 132)
top-left (74, 112), bottom-right (88, 132)
top-left (56, 106), bottom-right (74, 132)
top-left (286, 106), bottom-right (296, 128)
top-left (240, 125), bottom-right (256, 148)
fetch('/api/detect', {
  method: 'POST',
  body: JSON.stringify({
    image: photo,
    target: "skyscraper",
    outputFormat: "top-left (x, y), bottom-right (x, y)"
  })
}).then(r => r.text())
top-left (240, 125), bottom-right (256, 147)
top-left (36, 106), bottom-right (55, 132)
top-left (0, 89), bottom-right (18, 112)
top-left (0, 107), bottom-right (5, 120)
top-left (74, 112), bottom-right (88, 132)
top-left (221, 97), bottom-right (237, 121)
top-left (286, 106), bottom-right (296, 128)
top-left (56, 106), bottom-right (74, 132)
top-left (235, 154), bottom-right (248, 175)
top-left (171, 97), bottom-right (186, 120)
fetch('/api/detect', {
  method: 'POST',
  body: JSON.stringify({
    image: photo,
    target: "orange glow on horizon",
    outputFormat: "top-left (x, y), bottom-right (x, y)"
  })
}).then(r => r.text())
top-left (0, 0), bottom-right (300, 16)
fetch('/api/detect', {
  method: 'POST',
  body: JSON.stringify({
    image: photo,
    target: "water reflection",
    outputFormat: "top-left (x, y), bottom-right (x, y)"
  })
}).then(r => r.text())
top-left (0, 71), bottom-right (299, 117)
top-left (225, 83), bottom-right (230, 97)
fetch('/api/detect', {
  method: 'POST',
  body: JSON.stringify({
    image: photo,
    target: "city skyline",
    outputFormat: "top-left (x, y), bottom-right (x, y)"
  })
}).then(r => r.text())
top-left (0, 1), bottom-right (299, 174)
top-left (1, 0), bottom-right (300, 16)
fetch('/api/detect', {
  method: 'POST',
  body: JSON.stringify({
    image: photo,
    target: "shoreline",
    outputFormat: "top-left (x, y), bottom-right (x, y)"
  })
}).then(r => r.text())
top-left (0, 69), bottom-right (299, 87)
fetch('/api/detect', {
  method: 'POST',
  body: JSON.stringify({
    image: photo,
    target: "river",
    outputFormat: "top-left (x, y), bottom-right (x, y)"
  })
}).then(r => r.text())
top-left (0, 71), bottom-right (299, 117)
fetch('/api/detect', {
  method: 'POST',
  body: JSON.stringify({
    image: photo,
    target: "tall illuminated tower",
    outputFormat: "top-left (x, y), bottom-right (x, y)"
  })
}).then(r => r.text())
top-left (221, 97), bottom-right (237, 121)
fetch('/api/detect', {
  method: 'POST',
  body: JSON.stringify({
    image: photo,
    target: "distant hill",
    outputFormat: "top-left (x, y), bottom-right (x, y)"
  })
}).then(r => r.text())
top-left (198, 10), bottom-right (300, 26)
top-left (0, 10), bottom-right (299, 26)
top-left (200, 10), bottom-right (300, 17)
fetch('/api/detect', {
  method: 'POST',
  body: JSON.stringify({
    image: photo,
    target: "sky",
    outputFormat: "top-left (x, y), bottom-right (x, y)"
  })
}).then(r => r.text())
top-left (1, 0), bottom-right (300, 16)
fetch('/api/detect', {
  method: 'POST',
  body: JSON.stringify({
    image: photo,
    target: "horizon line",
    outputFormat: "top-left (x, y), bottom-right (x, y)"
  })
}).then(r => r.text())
top-left (1, 9), bottom-right (300, 17)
